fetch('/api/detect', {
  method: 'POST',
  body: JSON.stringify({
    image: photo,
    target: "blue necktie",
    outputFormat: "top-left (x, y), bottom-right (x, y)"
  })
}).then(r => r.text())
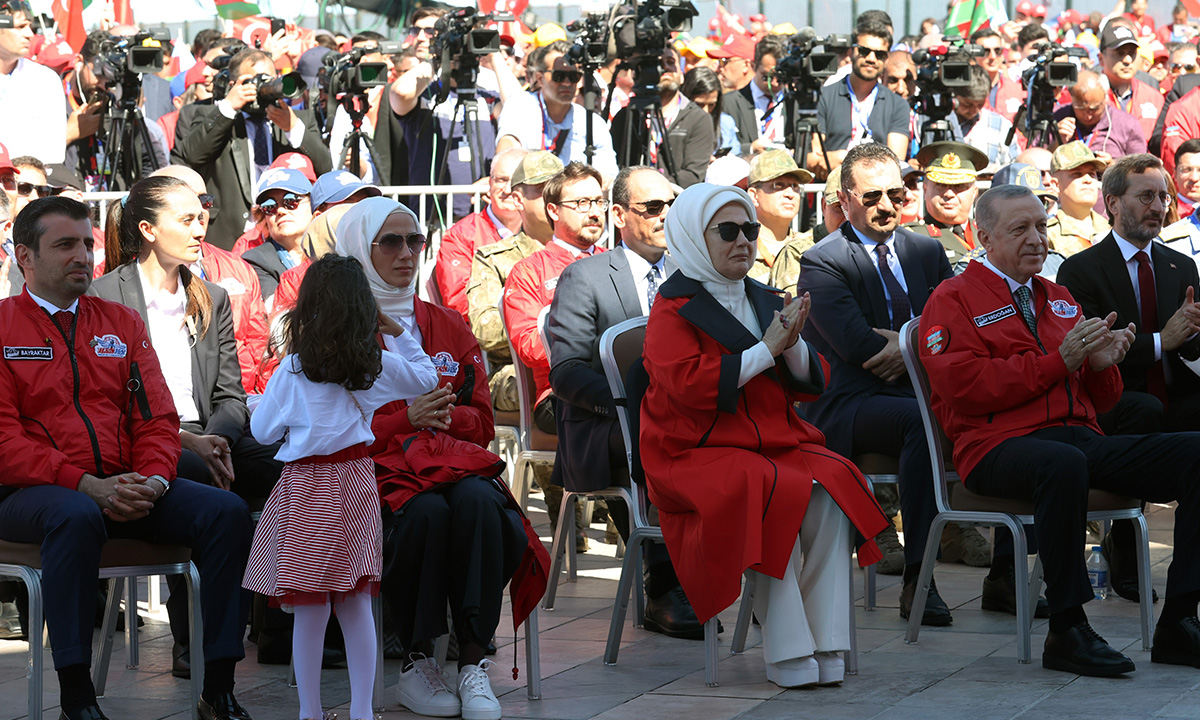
top-left (874, 244), bottom-right (910, 331)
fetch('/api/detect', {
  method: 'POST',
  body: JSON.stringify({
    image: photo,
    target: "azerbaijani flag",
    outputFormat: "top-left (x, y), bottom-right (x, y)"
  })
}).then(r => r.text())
top-left (944, 0), bottom-right (1010, 38)
top-left (216, 0), bottom-right (262, 20)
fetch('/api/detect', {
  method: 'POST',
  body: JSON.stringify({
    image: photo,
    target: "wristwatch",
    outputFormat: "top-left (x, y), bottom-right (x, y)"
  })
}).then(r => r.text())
top-left (148, 475), bottom-right (170, 497)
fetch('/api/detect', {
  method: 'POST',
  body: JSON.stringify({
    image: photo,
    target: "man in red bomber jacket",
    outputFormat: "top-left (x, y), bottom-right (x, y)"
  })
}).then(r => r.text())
top-left (0, 197), bottom-right (254, 720)
top-left (919, 185), bottom-right (1200, 680)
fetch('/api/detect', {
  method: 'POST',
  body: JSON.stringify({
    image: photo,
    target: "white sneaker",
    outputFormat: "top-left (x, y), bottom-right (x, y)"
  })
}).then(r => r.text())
top-left (457, 658), bottom-right (502, 720)
top-left (396, 654), bottom-right (461, 717)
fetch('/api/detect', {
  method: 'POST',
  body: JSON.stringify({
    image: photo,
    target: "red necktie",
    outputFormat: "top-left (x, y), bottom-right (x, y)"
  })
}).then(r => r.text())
top-left (1134, 251), bottom-right (1168, 405)
top-left (53, 310), bottom-right (74, 336)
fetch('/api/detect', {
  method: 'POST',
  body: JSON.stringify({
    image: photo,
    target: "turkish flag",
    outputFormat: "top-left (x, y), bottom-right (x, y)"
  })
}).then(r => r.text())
top-left (51, 0), bottom-right (86, 54)
top-left (113, 0), bottom-right (134, 26)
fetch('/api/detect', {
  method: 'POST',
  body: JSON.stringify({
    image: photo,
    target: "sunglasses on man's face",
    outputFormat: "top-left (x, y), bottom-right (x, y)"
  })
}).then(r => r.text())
top-left (708, 221), bottom-right (761, 243)
top-left (851, 187), bottom-right (907, 207)
top-left (0, 176), bottom-right (50, 197)
top-left (550, 69), bottom-right (583, 84)
top-left (258, 193), bottom-right (304, 216)
top-left (372, 232), bottom-right (428, 256)
top-left (407, 26), bottom-right (435, 37)
top-left (855, 45), bottom-right (889, 62)
top-left (629, 198), bottom-right (674, 216)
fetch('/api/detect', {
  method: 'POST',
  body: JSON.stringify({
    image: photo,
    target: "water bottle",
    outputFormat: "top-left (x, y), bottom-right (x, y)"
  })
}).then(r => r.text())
top-left (1087, 545), bottom-right (1109, 600)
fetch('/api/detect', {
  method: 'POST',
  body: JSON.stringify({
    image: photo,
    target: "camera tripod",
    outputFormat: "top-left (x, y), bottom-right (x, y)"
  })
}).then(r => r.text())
top-left (97, 92), bottom-right (161, 191)
top-left (335, 91), bottom-right (385, 180)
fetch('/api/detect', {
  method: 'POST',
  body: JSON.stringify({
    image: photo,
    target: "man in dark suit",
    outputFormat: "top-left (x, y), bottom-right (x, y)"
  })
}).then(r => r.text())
top-left (1057, 153), bottom-right (1200, 602)
top-left (171, 48), bottom-right (331, 250)
top-left (800, 142), bottom-right (1044, 626)
top-left (546, 166), bottom-right (701, 638)
top-left (720, 35), bottom-right (784, 156)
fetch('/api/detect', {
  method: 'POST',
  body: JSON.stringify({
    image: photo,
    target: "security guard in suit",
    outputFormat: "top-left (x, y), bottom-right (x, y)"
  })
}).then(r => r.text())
top-left (904, 141), bottom-right (989, 267)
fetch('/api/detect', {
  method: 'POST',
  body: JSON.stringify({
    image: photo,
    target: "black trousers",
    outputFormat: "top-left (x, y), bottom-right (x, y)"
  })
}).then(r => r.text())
top-left (964, 425), bottom-right (1200, 614)
top-left (381, 476), bottom-right (528, 650)
top-left (0, 480), bottom-right (251, 668)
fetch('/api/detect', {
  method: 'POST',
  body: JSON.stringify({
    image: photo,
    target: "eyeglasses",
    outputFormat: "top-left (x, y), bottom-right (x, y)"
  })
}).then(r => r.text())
top-left (980, 46), bottom-right (1005, 56)
top-left (550, 69), bottom-right (583, 84)
top-left (707, 221), bottom-right (761, 243)
top-left (855, 45), bottom-right (889, 62)
top-left (407, 26), bottom-right (435, 37)
top-left (849, 186), bottom-right (906, 207)
top-left (556, 197), bottom-right (608, 213)
top-left (761, 179), bottom-right (801, 194)
top-left (15, 182), bottom-right (50, 198)
top-left (258, 193), bottom-right (304, 216)
top-left (1071, 102), bottom-right (1104, 112)
top-left (373, 232), bottom-right (427, 255)
top-left (629, 198), bottom-right (673, 215)
top-left (1173, 63), bottom-right (1199, 73)
top-left (1130, 190), bottom-right (1172, 206)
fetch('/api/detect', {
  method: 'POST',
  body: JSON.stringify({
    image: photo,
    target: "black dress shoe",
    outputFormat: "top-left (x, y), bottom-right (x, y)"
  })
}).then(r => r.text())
top-left (1152, 616), bottom-right (1200, 667)
top-left (198, 692), bottom-right (253, 720)
top-left (59, 704), bottom-right (109, 720)
top-left (1101, 532), bottom-right (1159, 604)
top-left (644, 585), bottom-right (719, 640)
top-left (900, 577), bottom-right (953, 626)
top-left (1043, 622), bottom-right (1135, 677)
top-left (981, 573), bottom-right (1051, 619)
top-left (173, 642), bottom-right (191, 679)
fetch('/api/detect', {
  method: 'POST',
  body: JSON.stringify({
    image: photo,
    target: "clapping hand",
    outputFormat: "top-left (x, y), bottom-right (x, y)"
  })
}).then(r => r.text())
top-left (407, 385), bottom-right (455, 430)
top-left (1086, 312), bottom-right (1136, 371)
top-left (1161, 286), bottom-right (1200, 352)
top-left (762, 292), bottom-right (809, 356)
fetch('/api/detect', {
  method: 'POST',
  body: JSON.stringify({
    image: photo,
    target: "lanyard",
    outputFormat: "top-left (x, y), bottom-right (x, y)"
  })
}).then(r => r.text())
top-left (538, 93), bottom-right (570, 154)
top-left (846, 76), bottom-right (878, 142)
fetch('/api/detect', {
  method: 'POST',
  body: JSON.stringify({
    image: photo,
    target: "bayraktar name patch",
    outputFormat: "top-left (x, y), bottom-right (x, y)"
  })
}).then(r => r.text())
top-left (4, 346), bottom-right (52, 360)
top-left (973, 304), bottom-right (1017, 327)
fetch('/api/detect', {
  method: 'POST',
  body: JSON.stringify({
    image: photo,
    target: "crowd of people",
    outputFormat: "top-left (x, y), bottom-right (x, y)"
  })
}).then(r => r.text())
top-left (2, 0), bottom-right (1200, 719)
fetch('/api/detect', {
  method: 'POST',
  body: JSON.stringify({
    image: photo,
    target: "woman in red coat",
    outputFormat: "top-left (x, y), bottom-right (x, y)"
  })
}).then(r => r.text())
top-left (641, 183), bottom-right (888, 688)
top-left (335, 198), bottom-right (548, 720)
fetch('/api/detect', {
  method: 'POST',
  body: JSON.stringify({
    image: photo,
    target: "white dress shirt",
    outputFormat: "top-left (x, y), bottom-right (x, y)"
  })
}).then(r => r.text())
top-left (552, 237), bottom-right (596, 258)
top-left (216, 100), bottom-right (308, 190)
top-left (980, 253), bottom-right (1034, 295)
top-left (138, 266), bottom-right (200, 423)
top-left (0, 59), bottom-right (68, 164)
top-left (26, 289), bottom-right (78, 315)
top-left (494, 91), bottom-right (620, 179)
top-left (621, 243), bottom-right (667, 316)
top-left (251, 331), bottom-right (438, 462)
top-left (856, 228), bottom-right (909, 326)
top-left (1112, 230), bottom-right (1163, 361)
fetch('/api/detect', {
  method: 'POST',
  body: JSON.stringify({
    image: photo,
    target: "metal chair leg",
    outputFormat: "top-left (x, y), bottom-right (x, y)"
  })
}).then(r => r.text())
top-left (703, 616), bottom-right (720, 687)
top-left (543, 492), bottom-right (576, 610)
top-left (905, 516), bottom-right (948, 646)
top-left (525, 608), bottom-right (541, 700)
top-left (847, 557), bottom-right (859, 676)
top-left (565, 493), bottom-right (580, 583)
top-left (731, 573), bottom-right (756, 655)
top-left (604, 531), bottom-right (646, 665)
top-left (124, 575), bottom-right (139, 668)
top-left (632, 545), bottom-right (646, 628)
top-left (22, 567), bottom-right (43, 720)
top-left (1134, 514), bottom-right (1155, 651)
top-left (865, 565), bottom-right (877, 610)
top-left (186, 564), bottom-right (204, 720)
top-left (1011, 521), bottom-right (1032, 664)
top-left (94, 577), bottom-right (124, 696)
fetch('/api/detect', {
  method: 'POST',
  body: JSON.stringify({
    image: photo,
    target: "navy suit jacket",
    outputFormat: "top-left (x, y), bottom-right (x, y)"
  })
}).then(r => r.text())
top-left (797, 224), bottom-right (953, 456)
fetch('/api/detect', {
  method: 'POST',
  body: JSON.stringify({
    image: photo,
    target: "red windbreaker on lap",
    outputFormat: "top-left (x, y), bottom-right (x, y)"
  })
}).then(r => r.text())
top-left (0, 291), bottom-right (180, 487)
top-left (917, 261), bottom-right (1123, 481)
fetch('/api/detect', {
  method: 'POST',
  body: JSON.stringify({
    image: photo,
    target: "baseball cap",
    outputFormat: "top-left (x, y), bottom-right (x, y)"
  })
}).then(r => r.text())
top-left (1100, 23), bottom-right (1139, 51)
top-left (749, 149), bottom-right (815, 185)
top-left (0, 142), bottom-right (13, 174)
top-left (31, 35), bottom-right (75, 77)
top-left (1016, 0), bottom-right (1034, 16)
top-left (509, 150), bottom-right (564, 190)
top-left (707, 34), bottom-right (755, 60)
top-left (533, 23), bottom-right (567, 48)
top-left (184, 60), bottom-right (208, 90)
top-left (270, 153), bottom-right (318, 183)
top-left (311, 170), bottom-right (382, 208)
top-left (823, 169), bottom-right (842, 206)
top-left (991, 162), bottom-right (1058, 200)
top-left (1050, 141), bottom-right (1107, 174)
top-left (915, 141), bottom-right (988, 185)
top-left (705, 155), bottom-right (751, 187)
top-left (255, 168), bottom-right (312, 204)
top-left (44, 164), bottom-right (85, 191)
top-left (1031, 4), bottom-right (1047, 18)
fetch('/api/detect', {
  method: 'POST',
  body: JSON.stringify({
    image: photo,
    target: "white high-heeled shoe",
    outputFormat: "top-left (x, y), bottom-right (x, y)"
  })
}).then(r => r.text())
top-left (815, 651), bottom-right (845, 685)
top-left (765, 655), bottom-right (820, 688)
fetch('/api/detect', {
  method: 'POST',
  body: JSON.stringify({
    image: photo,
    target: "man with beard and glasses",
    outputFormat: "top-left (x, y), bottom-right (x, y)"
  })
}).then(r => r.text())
top-left (905, 141), bottom-right (989, 267)
top-left (1057, 154), bottom-right (1200, 605)
top-left (811, 20), bottom-right (910, 178)
top-left (610, 46), bottom-right (713, 188)
top-left (545, 166), bottom-right (704, 639)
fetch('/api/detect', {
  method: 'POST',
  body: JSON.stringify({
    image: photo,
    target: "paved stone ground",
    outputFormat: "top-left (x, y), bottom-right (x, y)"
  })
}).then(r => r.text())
top-left (0, 498), bottom-right (1191, 720)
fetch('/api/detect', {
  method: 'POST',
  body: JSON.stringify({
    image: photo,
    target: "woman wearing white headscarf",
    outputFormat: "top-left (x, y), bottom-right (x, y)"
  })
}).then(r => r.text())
top-left (640, 184), bottom-right (889, 688)
top-left (335, 197), bottom-right (549, 720)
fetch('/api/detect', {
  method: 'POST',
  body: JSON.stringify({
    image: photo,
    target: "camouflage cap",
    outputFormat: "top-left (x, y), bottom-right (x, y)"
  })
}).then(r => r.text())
top-left (823, 167), bottom-right (842, 206)
top-left (915, 141), bottom-right (988, 185)
top-left (509, 151), bottom-right (564, 190)
top-left (991, 162), bottom-right (1058, 200)
top-left (1050, 141), bottom-right (1107, 174)
top-left (749, 149), bottom-right (815, 186)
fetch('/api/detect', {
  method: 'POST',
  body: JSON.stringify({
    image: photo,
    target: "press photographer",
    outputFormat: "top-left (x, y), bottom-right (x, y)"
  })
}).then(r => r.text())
top-left (171, 46), bottom-right (331, 249)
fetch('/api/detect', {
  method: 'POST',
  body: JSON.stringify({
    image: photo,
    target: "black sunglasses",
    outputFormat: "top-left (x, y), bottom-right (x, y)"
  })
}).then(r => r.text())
top-left (373, 232), bottom-right (428, 255)
top-left (630, 198), bottom-right (674, 215)
top-left (853, 187), bottom-right (907, 207)
top-left (856, 44), bottom-right (889, 61)
top-left (7, 181), bottom-right (50, 198)
top-left (708, 221), bottom-right (761, 243)
top-left (551, 69), bottom-right (583, 84)
top-left (198, 193), bottom-right (216, 210)
top-left (258, 193), bottom-right (303, 216)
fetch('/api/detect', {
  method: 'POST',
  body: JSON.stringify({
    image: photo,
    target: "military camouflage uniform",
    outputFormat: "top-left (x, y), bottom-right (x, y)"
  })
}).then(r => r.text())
top-left (466, 231), bottom-right (543, 412)
top-left (1046, 209), bottom-right (1110, 257)
top-left (768, 229), bottom-right (817, 293)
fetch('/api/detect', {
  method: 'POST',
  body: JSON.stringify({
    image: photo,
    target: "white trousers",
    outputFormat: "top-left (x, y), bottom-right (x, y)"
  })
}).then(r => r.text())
top-left (751, 484), bottom-right (852, 664)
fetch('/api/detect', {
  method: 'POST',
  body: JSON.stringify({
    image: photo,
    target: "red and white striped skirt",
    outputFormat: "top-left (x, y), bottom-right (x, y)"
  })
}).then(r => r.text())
top-left (243, 443), bottom-right (381, 607)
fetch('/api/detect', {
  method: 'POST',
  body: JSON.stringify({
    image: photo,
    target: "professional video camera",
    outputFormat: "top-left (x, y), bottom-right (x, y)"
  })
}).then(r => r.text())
top-left (609, 0), bottom-right (697, 96)
top-left (774, 29), bottom-right (845, 102)
top-left (319, 40), bottom-right (402, 183)
top-left (1017, 43), bottom-right (1088, 147)
top-left (908, 41), bottom-right (982, 144)
top-left (566, 11), bottom-right (611, 68)
top-left (430, 7), bottom-right (511, 99)
top-left (91, 30), bottom-right (171, 98)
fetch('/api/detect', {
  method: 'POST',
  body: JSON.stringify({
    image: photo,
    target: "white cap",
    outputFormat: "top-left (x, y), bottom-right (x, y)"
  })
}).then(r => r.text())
top-left (705, 155), bottom-right (751, 188)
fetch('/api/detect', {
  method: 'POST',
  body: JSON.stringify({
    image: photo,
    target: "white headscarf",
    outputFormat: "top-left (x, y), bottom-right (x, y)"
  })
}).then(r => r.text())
top-left (664, 183), bottom-right (762, 334)
top-left (335, 197), bottom-right (422, 321)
